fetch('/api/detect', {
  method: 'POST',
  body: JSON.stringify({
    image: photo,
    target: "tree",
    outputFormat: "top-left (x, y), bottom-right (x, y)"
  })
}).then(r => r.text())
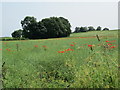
top-left (103, 28), bottom-right (109, 31)
top-left (88, 26), bottom-right (95, 31)
top-left (74, 27), bottom-right (80, 33)
top-left (37, 21), bottom-right (47, 39)
top-left (74, 26), bottom-right (88, 33)
top-left (59, 17), bottom-right (71, 37)
top-left (20, 16), bottom-right (71, 39)
top-left (21, 16), bottom-right (48, 39)
top-left (21, 16), bottom-right (37, 39)
top-left (11, 29), bottom-right (23, 39)
top-left (83, 27), bottom-right (88, 32)
top-left (79, 27), bottom-right (88, 32)
top-left (96, 26), bottom-right (102, 31)
top-left (41, 17), bottom-right (71, 38)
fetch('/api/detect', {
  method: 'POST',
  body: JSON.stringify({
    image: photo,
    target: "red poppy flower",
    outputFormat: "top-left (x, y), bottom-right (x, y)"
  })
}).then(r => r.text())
top-left (106, 41), bottom-right (109, 42)
top-left (110, 46), bottom-right (116, 48)
top-left (88, 45), bottom-right (93, 47)
top-left (65, 48), bottom-right (74, 51)
top-left (58, 51), bottom-right (65, 53)
top-left (6, 49), bottom-right (11, 51)
top-left (34, 45), bottom-right (38, 47)
top-left (108, 43), bottom-right (112, 45)
top-left (0, 49), bottom-right (2, 50)
top-left (42, 45), bottom-right (47, 48)
top-left (70, 44), bottom-right (74, 46)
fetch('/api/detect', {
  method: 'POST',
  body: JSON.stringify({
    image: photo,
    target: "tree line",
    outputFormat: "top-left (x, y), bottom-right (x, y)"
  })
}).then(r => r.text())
top-left (11, 16), bottom-right (71, 39)
top-left (73, 26), bottom-right (109, 33)
top-left (11, 16), bottom-right (110, 40)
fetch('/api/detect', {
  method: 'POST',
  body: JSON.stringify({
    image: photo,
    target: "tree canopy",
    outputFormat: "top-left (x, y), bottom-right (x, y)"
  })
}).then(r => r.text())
top-left (103, 28), bottom-right (109, 31)
top-left (21, 16), bottom-right (47, 39)
top-left (12, 16), bottom-right (71, 39)
top-left (96, 26), bottom-right (102, 31)
top-left (74, 26), bottom-right (109, 33)
top-left (41, 17), bottom-right (71, 38)
top-left (11, 29), bottom-right (23, 39)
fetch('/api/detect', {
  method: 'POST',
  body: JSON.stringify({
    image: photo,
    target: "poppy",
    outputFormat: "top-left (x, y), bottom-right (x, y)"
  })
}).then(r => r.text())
top-left (110, 46), bottom-right (116, 48)
top-left (107, 43), bottom-right (112, 45)
top-left (106, 40), bottom-right (116, 43)
top-left (106, 41), bottom-right (109, 42)
top-left (70, 44), bottom-right (74, 46)
top-left (0, 49), bottom-right (2, 50)
top-left (65, 48), bottom-right (74, 51)
top-left (6, 49), bottom-right (11, 51)
top-left (34, 45), bottom-right (38, 47)
top-left (88, 45), bottom-right (93, 47)
top-left (42, 45), bottom-right (47, 48)
top-left (58, 51), bottom-right (65, 53)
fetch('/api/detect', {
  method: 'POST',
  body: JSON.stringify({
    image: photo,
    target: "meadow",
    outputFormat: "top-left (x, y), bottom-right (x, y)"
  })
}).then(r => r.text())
top-left (1, 31), bottom-right (119, 88)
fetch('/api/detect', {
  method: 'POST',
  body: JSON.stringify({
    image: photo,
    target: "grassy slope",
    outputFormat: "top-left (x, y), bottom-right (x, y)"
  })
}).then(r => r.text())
top-left (1, 31), bottom-right (118, 88)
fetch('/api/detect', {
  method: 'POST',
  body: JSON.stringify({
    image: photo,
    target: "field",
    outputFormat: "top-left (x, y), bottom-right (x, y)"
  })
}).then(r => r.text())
top-left (1, 31), bottom-right (119, 88)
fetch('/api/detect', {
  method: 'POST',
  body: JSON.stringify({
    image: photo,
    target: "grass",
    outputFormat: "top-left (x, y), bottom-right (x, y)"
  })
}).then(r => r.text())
top-left (1, 31), bottom-right (118, 88)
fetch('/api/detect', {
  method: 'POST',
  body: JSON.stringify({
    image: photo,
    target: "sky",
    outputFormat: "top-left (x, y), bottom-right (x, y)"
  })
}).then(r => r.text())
top-left (0, 0), bottom-right (119, 37)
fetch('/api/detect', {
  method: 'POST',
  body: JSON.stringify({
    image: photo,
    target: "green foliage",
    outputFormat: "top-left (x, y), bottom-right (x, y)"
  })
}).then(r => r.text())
top-left (11, 29), bottom-right (23, 39)
top-left (96, 26), bottom-right (102, 31)
top-left (74, 27), bottom-right (80, 33)
top-left (74, 26), bottom-right (88, 33)
top-left (19, 16), bottom-right (71, 39)
top-left (21, 16), bottom-right (40, 39)
top-left (88, 26), bottom-right (95, 31)
top-left (41, 17), bottom-right (71, 38)
top-left (80, 27), bottom-right (88, 32)
top-left (74, 26), bottom-right (110, 33)
top-left (103, 28), bottom-right (109, 31)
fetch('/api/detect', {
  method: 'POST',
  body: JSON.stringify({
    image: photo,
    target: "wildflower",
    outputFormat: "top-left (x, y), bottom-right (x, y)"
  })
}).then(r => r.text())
top-left (106, 41), bottom-right (109, 42)
top-left (58, 51), bottom-right (65, 53)
top-left (65, 48), bottom-right (74, 51)
top-left (88, 45), bottom-right (93, 47)
top-left (70, 44), bottom-right (74, 46)
top-left (6, 49), bottom-right (11, 51)
top-left (107, 43), bottom-right (112, 45)
top-left (110, 46), bottom-right (116, 49)
top-left (42, 45), bottom-right (47, 48)
top-left (88, 45), bottom-right (93, 51)
top-left (0, 49), bottom-right (2, 50)
top-left (34, 45), bottom-right (38, 47)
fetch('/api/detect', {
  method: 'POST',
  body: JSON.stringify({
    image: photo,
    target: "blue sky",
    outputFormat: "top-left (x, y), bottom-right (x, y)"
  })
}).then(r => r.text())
top-left (1, 1), bottom-right (118, 37)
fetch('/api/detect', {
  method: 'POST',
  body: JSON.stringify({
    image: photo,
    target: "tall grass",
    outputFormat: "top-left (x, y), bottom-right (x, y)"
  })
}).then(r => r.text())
top-left (1, 31), bottom-right (118, 88)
